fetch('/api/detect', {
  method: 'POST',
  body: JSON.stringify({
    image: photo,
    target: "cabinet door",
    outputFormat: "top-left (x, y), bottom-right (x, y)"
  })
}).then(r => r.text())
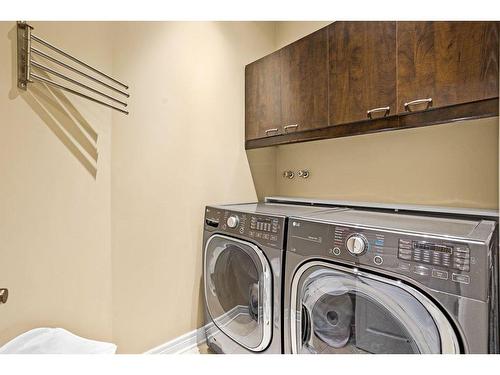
top-left (245, 51), bottom-right (281, 140)
top-left (397, 22), bottom-right (499, 113)
top-left (280, 28), bottom-right (329, 133)
top-left (329, 22), bottom-right (397, 125)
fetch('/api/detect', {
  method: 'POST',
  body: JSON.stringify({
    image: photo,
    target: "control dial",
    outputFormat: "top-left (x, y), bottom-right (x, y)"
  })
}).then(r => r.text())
top-left (346, 234), bottom-right (368, 256)
top-left (227, 215), bottom-right (240, 229)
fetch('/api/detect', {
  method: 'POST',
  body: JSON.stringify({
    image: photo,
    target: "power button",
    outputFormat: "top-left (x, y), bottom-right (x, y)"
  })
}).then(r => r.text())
top-left (373, 256), bottom-right (384, 265)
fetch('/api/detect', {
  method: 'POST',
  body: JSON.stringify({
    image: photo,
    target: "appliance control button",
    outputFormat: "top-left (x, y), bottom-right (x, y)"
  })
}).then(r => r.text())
top-left (413, 265), bottom-right (430, 276)
top-left (346, 234), bottom-right (368, 255)
top-left (333, 247), bottom-right (341, 256)
top-left (397, 263), bottom-right (411, 271)
top-left (452, 273), bottom-right (470, 284)
top-left (431, 269), bottom-right (449, 280)
top-left (227, 215), bottom-right (239, 228)
top-left (398, 248), bottom-right (412, 255)
top-left (373, 256), bottom-right (383, 265)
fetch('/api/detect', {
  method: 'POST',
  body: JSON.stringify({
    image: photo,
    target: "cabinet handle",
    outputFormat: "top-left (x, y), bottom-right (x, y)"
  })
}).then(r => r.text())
top-left (265, 128), bottom-right (279, 136)
top-left (404, 98), bottom-right (433, 112)
top-left (366, 107), bottom-right (390, 119)
top-left (283, 124), bottom-right (299, 133)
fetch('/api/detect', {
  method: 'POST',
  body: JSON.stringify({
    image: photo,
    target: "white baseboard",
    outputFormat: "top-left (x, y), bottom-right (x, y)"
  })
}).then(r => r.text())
top-left (145, 325), bottom-right (209, 354)
top-left (144, 307), bottom-right (246, 354)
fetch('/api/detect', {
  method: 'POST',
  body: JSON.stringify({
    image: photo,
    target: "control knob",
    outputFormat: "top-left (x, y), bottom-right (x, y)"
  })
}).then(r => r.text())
top-left (346, 234), bottom-right (368, 256)
top-left (227, 215), bottom-right (240, 229)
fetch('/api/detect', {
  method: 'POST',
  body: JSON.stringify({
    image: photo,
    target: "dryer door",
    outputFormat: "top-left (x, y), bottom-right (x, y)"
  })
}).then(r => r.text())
top-left (291, 262), bottom-right (460, 354)
top-left (204, 234), bottom-right (272, 351)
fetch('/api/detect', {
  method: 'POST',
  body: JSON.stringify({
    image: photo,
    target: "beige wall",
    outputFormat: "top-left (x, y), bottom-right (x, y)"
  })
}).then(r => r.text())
top-left (110, 22), bottom-right (276, 353)
top-left (276, 118), bottom-right (499, 209)
top-left (0, 22), bottom-right (113, 345)
top-left (274, 21), bottom-right (331, 49)
top-left (246, 147), bottom-right (277, 201)
top-left (0, 20), bottom-right (276, 354)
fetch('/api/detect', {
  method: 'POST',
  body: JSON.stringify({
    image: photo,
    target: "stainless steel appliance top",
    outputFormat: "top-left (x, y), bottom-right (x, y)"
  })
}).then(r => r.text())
top-left (212, 202), bottom-right (342, 217)
top-left (299, 208), bottom-right (496, 242)
top-left (266, 196), bottom-right (499, 219)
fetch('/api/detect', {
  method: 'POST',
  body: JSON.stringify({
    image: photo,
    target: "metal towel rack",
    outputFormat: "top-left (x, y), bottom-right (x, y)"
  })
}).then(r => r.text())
top-left (17, 21), bottom-right (130, 115)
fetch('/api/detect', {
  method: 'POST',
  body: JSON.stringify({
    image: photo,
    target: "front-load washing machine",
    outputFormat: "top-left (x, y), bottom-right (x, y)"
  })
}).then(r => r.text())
top-left (202, 202), bottom-right (337, 354)
top-left (284, 208), bottom-right (498, 354)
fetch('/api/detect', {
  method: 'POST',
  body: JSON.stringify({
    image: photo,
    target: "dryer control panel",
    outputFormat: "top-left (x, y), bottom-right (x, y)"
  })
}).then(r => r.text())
top-left (398, 240), bottom-right (470, 272)
top-left (287, 217), bottom-right (493, 301)
top-left (205, 206), bottom-right (285, 249)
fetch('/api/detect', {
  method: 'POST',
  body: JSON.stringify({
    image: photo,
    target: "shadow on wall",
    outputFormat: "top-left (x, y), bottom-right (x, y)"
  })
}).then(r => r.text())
top-left (7, 25), bottom-right (99, 179)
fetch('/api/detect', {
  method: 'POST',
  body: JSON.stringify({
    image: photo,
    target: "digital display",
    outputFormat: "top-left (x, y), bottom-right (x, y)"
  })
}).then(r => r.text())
top-left (257, 218), bottom-right (272, 224)
top-left (413, 241), bottom-right (453, 254)
top-left (250, 217), bottom-right (278, 233)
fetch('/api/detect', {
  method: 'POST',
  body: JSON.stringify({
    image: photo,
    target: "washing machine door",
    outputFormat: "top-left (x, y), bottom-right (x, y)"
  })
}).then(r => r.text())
top-left (291, 262), bottom-right (460, 354)
top-left (204, 234), bottom-right (272, 351)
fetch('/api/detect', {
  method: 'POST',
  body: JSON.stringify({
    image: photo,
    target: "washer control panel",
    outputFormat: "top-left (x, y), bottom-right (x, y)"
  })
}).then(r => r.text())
top-left (205, 207), bottom-right (284, 248)
top-left (287, 217), bottom-right (489, 301)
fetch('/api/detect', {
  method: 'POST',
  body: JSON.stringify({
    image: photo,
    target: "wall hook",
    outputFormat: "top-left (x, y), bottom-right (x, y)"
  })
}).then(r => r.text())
top-left (0, 288), bottom-right (8, 305)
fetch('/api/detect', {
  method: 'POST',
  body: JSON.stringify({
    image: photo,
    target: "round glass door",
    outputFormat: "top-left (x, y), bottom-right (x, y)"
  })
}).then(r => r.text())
top-left (204, 235), bottom-right (272, 351)
top-left (291, 263), bottom-right (459, 354)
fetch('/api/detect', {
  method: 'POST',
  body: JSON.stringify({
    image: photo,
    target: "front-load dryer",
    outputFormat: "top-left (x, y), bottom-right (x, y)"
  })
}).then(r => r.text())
top-left (283, 208), bottom-right (498, 354)
top-left (202, 202), bottom-right (336, 354)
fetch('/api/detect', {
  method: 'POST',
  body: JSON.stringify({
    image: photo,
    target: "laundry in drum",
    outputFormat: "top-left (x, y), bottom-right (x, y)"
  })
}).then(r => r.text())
top-left (248, 283), bottom-right (259, 322)
top-left (312, 293), bottom-right (354, 349)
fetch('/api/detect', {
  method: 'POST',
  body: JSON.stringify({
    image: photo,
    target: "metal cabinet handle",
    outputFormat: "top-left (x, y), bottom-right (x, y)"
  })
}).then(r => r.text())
top-left (404, 98), bottom-right (433, 112)
top-left (265, 128), bottom-right (279, 136)
top-left (366, 107), bottom-right (390, 119)
top-left (283, 124), bottom-right (299, 133)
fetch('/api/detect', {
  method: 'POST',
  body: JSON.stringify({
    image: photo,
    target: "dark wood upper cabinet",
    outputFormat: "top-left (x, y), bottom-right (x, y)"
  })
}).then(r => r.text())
top-left (329, 22), bottom-right (397, 125)
top-left (397, 22), bottom-right (499, 113)
top-left (245, 51), bottom-right (281, 140)
top-left (280, 28), bottom-right (329, 132)
top-left (245, 21), bottom-right (499, 149)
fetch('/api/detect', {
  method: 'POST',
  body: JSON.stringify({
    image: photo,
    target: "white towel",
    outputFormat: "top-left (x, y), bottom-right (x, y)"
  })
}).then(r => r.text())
top-left (0, 327), bottom-right (117, 354)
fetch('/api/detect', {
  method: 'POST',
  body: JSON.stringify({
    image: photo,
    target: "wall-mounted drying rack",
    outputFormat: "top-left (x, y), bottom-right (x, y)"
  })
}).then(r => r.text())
top-left (17, 21), bottom-right (130, 115)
